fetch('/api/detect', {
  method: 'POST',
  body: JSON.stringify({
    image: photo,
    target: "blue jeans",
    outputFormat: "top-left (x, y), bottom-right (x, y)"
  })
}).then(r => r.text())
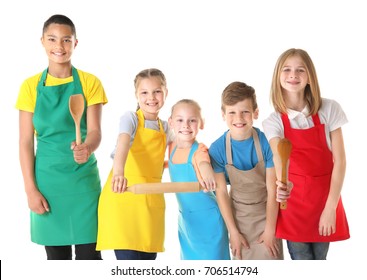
top-left (114, 249), bottom-right (157, 260)
top-left (287, 241), bottom-right (330, 260)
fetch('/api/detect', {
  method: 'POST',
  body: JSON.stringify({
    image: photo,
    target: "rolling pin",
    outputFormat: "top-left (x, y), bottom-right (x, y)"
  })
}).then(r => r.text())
top-left (126, 182), bottom-right (201, 194)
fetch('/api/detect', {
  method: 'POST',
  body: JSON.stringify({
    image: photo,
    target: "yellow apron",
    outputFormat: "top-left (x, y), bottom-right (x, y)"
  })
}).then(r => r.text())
top-left (97, 109), bottom-right (166, 252)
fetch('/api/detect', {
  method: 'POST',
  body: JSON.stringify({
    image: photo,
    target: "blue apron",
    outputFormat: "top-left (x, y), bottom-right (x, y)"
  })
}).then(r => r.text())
top-left (168, 141), bottom-right (230, 260)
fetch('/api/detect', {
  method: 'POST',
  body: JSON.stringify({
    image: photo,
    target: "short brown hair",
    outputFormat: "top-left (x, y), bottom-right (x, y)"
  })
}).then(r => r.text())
top-left (221, 81), bottom-right (258, 112)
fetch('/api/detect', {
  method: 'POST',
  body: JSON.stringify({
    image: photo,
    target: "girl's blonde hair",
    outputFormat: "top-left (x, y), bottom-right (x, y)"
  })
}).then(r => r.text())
top-left (134, 68), bottom-right (167, 89)
top-left (270, 48), bottom-right (322, 116)
top-left (170, 99), bottom-right (204, 129)
top-left (134, 68), bottom-right (167, 111)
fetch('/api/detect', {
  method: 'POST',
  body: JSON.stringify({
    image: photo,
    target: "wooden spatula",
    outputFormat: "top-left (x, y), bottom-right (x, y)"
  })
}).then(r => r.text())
top-left (277, 138), bottom-right (292, 210)
top-left (69, 94), bottom-right (84, 145)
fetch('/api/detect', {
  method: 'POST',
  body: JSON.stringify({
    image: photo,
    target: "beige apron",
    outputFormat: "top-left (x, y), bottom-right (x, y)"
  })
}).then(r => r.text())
top-left (97, 109), bottom-right (166, 252)
top-left (225, 128), bottom-right (283, 260)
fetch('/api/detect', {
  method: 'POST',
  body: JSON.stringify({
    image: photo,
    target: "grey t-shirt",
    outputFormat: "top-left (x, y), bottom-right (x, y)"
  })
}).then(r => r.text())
top-left (110, 110), bottom-right (174, 158)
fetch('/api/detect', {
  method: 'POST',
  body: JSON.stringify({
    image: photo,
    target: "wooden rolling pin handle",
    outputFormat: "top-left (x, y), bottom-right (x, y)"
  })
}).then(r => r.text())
top-left (128, 182), bottom-right (201, 194)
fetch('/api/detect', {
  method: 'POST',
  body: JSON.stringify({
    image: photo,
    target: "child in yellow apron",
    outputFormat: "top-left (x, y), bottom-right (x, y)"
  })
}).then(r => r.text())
top-left (97, 68), bottom-right (172, 260)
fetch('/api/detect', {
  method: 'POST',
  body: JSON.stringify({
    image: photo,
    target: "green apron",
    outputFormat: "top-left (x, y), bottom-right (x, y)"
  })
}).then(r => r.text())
top-left (32, 67), bottom-right (101, 246)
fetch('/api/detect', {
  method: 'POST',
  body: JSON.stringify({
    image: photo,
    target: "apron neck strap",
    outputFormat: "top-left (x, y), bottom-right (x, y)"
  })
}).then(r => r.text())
top-left (225, 128), bottom-right (263, 165)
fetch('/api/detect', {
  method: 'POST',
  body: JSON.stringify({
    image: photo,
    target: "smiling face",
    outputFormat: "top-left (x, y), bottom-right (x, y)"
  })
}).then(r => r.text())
top-left (135, 77), bottom-right (167, 120)
top-left (280, 55), bottom-right (309, 96)
top-left (41, 23), bottom-right (78, 66)
top-left (222, 98), bottom-right (258, 140)
top-left (169, 101), bottom-right (203, 147)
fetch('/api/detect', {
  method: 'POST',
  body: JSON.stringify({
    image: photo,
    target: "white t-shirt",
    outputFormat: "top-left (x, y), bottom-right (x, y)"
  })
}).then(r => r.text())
top-left (262, 98), bottom-right (348, 150)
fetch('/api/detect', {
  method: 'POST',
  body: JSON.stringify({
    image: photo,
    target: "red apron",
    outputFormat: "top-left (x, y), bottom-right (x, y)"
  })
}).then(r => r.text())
top-left (276, 113), bottom-right (349, 242)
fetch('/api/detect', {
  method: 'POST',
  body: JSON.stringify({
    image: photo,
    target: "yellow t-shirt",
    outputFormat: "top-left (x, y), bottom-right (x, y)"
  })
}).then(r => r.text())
top-left (15, 69), bottom-right (108, 112)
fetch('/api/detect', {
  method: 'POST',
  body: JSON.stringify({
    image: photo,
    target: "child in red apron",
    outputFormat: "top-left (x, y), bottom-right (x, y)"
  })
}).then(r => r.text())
top-left (16, 14), bottom-right (108, 260)
top-left (263, 48), bottom-right (350, 260)
top-left (209, 82), bottom-right (283, 260)
top-left (97, 68), bottom-right (173, 260)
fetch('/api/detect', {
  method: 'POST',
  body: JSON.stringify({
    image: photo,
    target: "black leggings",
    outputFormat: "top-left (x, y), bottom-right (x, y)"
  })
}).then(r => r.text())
top-left (45, 243), bottom-right (102, 260)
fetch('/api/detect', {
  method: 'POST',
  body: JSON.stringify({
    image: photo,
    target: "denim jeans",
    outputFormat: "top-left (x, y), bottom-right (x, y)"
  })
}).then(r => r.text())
top-left (287, 241), bottom-right (330, 260)
top-left (114, 249), bottom-right (157, 260)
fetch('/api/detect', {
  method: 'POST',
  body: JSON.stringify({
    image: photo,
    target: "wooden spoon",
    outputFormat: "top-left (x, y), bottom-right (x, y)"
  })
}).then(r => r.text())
top-left (69, 94), bottom-right (85, 145)
top-left (277, 138), bottom-right (292, 210)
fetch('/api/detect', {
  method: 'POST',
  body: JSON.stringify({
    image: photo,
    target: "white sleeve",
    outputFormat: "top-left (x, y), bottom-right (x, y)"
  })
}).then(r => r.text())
top-left (321, 98), bottom-right (348, 132)
top-left (262, 112), bottom-right (284, 141)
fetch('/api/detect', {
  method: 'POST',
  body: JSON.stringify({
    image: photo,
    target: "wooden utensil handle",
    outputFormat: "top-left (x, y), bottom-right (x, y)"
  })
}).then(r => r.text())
top-left (127, 182), bottom-right (201, 194)
top-left (75, 122), bottom-right (81, 145)
top-left (280, 201), bottom-right (287, 209)
top-left (280, 167), bottom-right (288, 209)
top-left (278, 138), bottom-right (292, 210)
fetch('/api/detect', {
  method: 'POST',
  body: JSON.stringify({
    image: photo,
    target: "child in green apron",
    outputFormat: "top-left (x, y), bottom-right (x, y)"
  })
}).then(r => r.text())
top-left (16, 14), bottom-right (108, 260)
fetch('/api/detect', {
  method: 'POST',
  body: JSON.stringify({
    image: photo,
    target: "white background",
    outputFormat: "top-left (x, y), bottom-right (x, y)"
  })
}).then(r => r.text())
top-left (1, 0), bottom-right (366, 279)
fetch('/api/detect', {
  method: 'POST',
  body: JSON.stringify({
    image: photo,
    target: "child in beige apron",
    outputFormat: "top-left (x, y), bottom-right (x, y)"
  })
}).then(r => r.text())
top-left (225, 129), bottom-right (283, 259)
top-left (209, 81), bottom-right (283, 260)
